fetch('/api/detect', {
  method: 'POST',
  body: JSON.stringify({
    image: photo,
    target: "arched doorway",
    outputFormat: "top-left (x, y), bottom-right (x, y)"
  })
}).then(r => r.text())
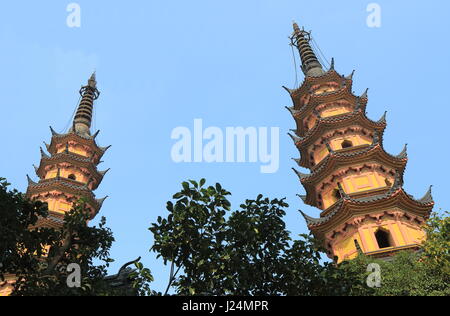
top-left (375, 229), bottom-right (392, 249)
top-left (341, 139), bottom-right (353, 149)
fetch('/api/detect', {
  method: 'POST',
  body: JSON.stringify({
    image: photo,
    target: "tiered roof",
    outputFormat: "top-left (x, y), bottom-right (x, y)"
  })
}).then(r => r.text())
top-left (300, 175), bottom-right (433, 238)
top-left (288, 109), bottom-right (387, 147)
top-left (46, 128), bottom-right (110, 165)
top-left (26, 73), bottom-right (109, 223)
top-left (287, 22), bottom-right (434, 244)
top-left (35, 146), bottom-right (109, 190)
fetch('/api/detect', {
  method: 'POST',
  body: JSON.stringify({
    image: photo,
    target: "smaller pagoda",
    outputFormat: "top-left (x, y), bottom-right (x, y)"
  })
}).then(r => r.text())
top-left (26, 73), bottom-right (110, 229)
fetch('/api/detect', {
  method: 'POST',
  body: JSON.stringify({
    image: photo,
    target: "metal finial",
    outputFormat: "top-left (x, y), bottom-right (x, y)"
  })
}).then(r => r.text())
top-left (290, 22), bottom-right (324, 77)
top-left (74, 73), bottom-right (100, 136)
top-left (88, 71), bottom-right (97, 88)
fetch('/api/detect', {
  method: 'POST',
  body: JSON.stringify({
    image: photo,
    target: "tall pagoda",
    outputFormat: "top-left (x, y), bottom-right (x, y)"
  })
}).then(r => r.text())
top-left (286, 23), bottom-right (434, 262)
top-left (26, 73), bottom-right (110, 229)
top-left (0, 74), bottom-right (110, 296)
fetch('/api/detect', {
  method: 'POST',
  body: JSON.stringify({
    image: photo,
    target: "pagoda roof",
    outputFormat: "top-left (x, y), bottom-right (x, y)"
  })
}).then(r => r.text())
top-left (35, 150), bottom-right (109, 190)
top-left (294, 141), bottom-right (408, 208)
top-left (284, 68), bottom-right (354, 100)
top-left (294, 137), bottom-right (408, 183)
top-left (290, 109), bottom-right (387, 148)
top-left (293, 123), bottom-right (394, 169)
top-left (34, 211), bottom-right (65, 229)
top-left (286, 81), bottom-right (366, 122)
top-left (47, 127), bottom-right (111, 163)
top-left (300, 179), bottom-right (434, 234)
top-left (50, 126), bottom-right (99, 141)
top-left (26, 176), bottom-right (107, 214)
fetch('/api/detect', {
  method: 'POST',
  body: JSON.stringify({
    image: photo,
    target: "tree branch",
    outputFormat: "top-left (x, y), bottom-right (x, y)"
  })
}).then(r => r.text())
top-left (43, 228), bottom-right (73, 275)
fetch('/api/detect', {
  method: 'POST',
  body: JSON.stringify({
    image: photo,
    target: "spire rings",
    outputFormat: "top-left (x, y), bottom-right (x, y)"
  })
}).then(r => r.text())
top-left (79, 85), bottom-right (100, 100)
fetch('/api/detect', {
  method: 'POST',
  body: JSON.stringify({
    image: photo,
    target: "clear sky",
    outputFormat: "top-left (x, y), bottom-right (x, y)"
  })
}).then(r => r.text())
top-left (1, 0), bottom-right (449, 292)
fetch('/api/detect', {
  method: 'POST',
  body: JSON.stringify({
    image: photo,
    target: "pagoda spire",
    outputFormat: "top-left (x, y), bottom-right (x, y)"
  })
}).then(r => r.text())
top-left (26, 72), bottom-right (109, 227)
top-left (72, 72), bottom-right (100, 136)
top-left (291, 22), bottom-right (324, 77)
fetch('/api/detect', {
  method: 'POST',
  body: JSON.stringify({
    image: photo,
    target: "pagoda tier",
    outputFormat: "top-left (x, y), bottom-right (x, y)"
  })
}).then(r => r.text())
top-left (286, 23), bottom-right (434, 262)
top-left (301, 177), bottom-right (434, 261)
top-left (288, 108), bottom-right (387, 169)
top-left (35, 145), bottom-right (109, 190)
top-left (26, 73), bottom-right (109, 229)
top-left (284, 73), bottom-right (369, 137)
top-left (26, 176), bottom-right (107, 216)
top-left (45, 127), bottom-right (110, 165)
top-left (293, 139), bottom-right (408, 210)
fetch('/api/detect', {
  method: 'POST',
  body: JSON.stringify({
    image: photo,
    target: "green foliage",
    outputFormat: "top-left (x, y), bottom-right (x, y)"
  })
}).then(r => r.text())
top-left (150, 179), bottom-right (360, 296)
top-left (421, 211), bottom-right (450, 278)
top-left (150, 180), bottom-right (232, 295)
top-left (224, 195), bottom-right (291, 295)
top-left (3, 175), bottom-right (448, 296)
top-left (0, 177), bottom-right (55, 287)
top-left (9, 200), bottom-right (117, 296)
top-left (129, 260), bottom-right (158, 296)
top-left (151, 180), bottom-right (450, 296)
top-left (0, 177), bottom-right (153, 296)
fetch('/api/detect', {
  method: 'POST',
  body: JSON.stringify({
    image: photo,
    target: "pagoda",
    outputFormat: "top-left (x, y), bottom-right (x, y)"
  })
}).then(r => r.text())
top-left (26, 73), bottom-right (110, 229)
top-left (0, 73), bottom-right (110, 296)
top-left (286, 23), bottom-right (434, 262)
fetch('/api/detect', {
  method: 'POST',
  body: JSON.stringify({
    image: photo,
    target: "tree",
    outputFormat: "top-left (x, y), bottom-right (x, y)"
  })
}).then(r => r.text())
top-left (421, 211), bottom-right (450, 280)
top-left (150, 180), bottom-right (231, 295)
top-left (4, 175), bottom-right (448, 296)
top-left (0, 177), bottom-right (54, 294)
top-left (150, 180), bottom-right (450, 296)
top-left (149, 179), bottom-right (360, 296)
top-left (0, 177), bottom-right (152, 296)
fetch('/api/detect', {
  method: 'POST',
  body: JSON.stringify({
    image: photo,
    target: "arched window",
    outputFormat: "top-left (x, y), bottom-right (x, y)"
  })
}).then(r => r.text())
top-left (375, 229), bottom-right (392, 249)
top-left (68, 174), bottom-right (76, 181)
top-left (333, 188), bottom-right (342, 200)
top-left (385, 178), bottom-right (392, 187)
top-left (341, 140), bottom-right (353, 149)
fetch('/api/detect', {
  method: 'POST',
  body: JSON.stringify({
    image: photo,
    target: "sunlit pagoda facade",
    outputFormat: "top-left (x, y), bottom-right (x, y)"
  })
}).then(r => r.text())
top-left (286, 23), bottom-right (434, 262)
top-left (0, 74), bottom-right (110, 296)
top-left (26, 73), bottom-right (110, 229)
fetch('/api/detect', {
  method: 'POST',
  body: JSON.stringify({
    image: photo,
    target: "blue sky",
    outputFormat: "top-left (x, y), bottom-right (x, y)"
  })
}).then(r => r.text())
top-left (0, 1), bottom-right (449, 292)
